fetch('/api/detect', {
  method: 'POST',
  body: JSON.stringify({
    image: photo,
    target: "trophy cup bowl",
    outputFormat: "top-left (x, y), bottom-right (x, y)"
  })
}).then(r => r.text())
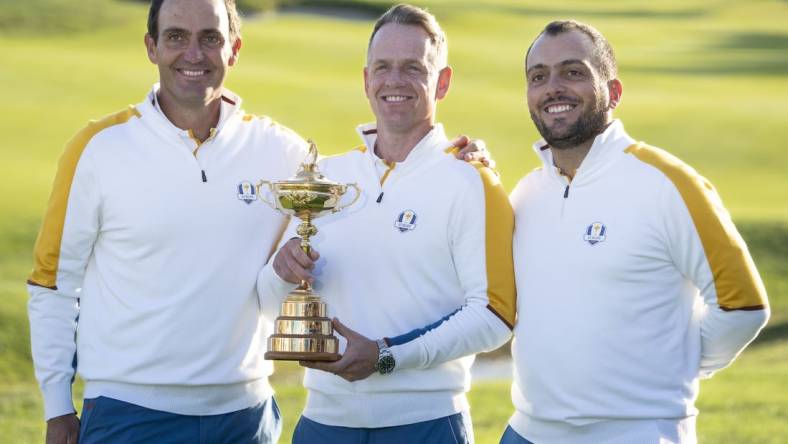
top-left (258, 140), bottom-right (360, 361)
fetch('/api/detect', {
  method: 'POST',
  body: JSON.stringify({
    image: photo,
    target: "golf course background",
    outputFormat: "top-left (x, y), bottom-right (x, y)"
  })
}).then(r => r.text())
top-left (0, 0), bottom-right (786, 442)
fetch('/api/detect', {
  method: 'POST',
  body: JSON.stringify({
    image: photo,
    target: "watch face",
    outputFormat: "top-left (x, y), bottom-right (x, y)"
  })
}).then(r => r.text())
top-left (378, 354), bottom-right (395, 374)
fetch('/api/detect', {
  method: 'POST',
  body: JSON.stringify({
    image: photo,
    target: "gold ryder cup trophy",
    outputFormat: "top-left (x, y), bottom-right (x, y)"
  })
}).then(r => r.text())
top-left (257, 141), bottom-right (360, 361)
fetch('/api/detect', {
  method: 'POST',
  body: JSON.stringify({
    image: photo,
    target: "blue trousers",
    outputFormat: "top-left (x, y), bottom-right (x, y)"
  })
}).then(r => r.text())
top-left (499, 425), bottom-right (535, 444)
top-left (78, 396), bottom-right (281, 444)
top-left (292, 412), bottom-right (472, 444)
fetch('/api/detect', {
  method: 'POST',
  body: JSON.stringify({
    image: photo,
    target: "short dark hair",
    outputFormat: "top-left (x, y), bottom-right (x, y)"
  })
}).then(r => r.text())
top-left (368, 3), bottom-right (448, 68)
top-left (526, 20), bottom-right (617, 81)
top-left (147, 0), bottom-right (241, 44)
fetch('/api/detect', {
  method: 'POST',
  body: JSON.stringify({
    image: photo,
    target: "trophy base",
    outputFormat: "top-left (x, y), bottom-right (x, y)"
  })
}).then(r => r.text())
top-left (265, 333), bottom-right (340, 362)
top-left (265, 285), bottom-right (341, 362)
top-left (264, 351), bottom-right (340, 361)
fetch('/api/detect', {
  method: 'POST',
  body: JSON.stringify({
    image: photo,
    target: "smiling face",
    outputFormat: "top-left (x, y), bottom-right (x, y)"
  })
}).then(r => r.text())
top-left (364, 23), bottom-right (451, 136)
top-left (144, 0), bottom-right (241, 110)
top-left (525, 30), bottom-right (620, 150)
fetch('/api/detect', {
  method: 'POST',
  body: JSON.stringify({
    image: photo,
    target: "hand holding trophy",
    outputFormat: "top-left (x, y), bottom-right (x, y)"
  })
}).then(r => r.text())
top-left (257, 141), bottom-right (360, 361)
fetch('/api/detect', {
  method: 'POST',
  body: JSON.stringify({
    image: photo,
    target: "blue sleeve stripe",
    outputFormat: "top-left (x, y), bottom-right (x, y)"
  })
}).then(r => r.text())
top-left (386, 307), bottom-right (462, 346)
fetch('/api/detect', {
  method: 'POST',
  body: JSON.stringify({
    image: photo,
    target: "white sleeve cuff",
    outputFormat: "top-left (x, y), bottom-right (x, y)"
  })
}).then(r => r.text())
top-left (41, 380), bottom-right (75, 421)
top-left (700, 306), bottom-right (770, 377)
top-left (387, 306), bottom-right (512, 372)
top-left (390, 340), bottom-right (424, 371)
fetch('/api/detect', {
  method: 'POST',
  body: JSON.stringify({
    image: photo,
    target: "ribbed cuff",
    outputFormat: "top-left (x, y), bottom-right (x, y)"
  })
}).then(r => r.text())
top-left (390, 339), bottom-right (423, 371)
top-left (41, 380), bottom-right (75, 421)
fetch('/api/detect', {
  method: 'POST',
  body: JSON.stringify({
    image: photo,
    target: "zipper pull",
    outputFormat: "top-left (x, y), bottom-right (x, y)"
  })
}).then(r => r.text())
top-left (201, 170), bottom-right (208, 183)
top-left (376, 192), bottom-right (384, 203)
top-left (563, 185), bottom-right (569, 198)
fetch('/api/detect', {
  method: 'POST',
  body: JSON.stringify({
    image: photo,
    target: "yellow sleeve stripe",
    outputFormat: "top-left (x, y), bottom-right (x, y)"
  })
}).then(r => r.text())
top-left (27, 106), bottom-right (140, 289)
top-left (624, 143), bottom-right (767, 311)
top-left (470, 161), bottom-right (517, 328)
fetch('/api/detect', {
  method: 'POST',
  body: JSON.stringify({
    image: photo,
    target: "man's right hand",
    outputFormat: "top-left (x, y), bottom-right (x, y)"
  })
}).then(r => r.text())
top-left (272, 238), bottom-right (320, 285)
top-left (46, 413), bottom-right (79, 444)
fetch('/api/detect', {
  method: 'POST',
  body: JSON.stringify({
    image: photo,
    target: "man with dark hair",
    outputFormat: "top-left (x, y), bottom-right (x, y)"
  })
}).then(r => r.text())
top-left (147, 0), bottom-right (242, 45)
top-left (261, 4), bottom-right (515, 444)
top-left (501, 20), bottom-right (769, 444)
top-left (525, 20), bottom-right (617, 83)
top-left (28, 0), bottom-right (301, 442)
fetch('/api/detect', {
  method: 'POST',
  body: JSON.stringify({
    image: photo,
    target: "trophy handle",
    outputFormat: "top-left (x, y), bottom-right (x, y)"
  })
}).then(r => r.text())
top-left (256, 180), bottom-right (277, 209)
top-left (333, 183), bottom-right (361, 213)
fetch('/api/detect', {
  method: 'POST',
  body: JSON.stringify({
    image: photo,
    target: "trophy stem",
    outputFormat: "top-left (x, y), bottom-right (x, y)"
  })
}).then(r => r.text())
top-left (298, 213), bottom-right (315, 253)
top-left (296, 213), bottom-right (318, 292)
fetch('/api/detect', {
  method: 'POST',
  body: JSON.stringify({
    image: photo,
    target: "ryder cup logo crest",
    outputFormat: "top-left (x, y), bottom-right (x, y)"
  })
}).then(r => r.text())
top-left (237, 181), bottom-right (257, 204)
top-left (583, 222), bottom-right (607, 245)
top-left (394, 210), bottom-right (417, 233)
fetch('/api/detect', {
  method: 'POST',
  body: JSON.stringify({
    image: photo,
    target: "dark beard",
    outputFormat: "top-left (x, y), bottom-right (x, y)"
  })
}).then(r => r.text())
top-left (530, 99), bottom-right (608, 150)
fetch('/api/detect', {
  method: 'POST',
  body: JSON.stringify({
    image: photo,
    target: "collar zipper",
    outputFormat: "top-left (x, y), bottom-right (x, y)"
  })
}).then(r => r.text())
top-left (376, 160), bottom-right (396, 204)
top-left (555, 170), bottom-right (571, 217)
top-left (189, 129), bottom-right (216, 184)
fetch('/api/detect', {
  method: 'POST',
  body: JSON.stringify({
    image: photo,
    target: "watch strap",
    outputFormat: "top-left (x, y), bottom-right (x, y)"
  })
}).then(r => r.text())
top-left (374, 338), bottom-right (395, 374)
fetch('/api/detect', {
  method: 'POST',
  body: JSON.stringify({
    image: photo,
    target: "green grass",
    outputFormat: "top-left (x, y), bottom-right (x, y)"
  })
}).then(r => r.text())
top-left (0, 0), bottom-right (786, 442)
top-left (0, 0), bottom-right (139, 36)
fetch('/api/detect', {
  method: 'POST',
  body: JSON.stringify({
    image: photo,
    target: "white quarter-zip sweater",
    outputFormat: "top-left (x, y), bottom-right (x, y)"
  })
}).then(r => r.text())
top-left (508, 120), bottom-right (769, 443)
top-left (259, 123), bottom-right (516, 428)
top-left (27, 85), bottom-right (307, 420)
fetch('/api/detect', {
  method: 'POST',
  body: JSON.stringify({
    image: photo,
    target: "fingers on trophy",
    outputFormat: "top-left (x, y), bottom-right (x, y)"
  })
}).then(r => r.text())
top-left (258, 140), bottom-right (360, 361)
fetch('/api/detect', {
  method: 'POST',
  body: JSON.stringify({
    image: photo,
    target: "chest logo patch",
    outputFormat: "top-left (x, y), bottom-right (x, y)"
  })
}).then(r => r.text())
top-left (583, 222), bottom-right (607, 245)
top-left (394, 210), bottom-right (418, 233)
top-left (237, 181), bottom-right (257, 205)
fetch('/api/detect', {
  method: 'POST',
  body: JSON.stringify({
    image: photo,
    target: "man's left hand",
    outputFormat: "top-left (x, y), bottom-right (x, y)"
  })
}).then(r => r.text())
top-left (450, 135), bottom-right (495, 168)
top-left (300, 318), bottom-right (379, 382)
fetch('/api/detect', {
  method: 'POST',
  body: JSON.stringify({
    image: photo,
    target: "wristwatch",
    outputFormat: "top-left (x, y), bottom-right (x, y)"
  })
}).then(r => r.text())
top-left (374, 338), bottom-right (395, 375)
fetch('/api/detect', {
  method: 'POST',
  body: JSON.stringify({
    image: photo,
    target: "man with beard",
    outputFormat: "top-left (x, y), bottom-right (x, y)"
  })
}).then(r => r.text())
top-left (501, 20), bottom-right (769, 444)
